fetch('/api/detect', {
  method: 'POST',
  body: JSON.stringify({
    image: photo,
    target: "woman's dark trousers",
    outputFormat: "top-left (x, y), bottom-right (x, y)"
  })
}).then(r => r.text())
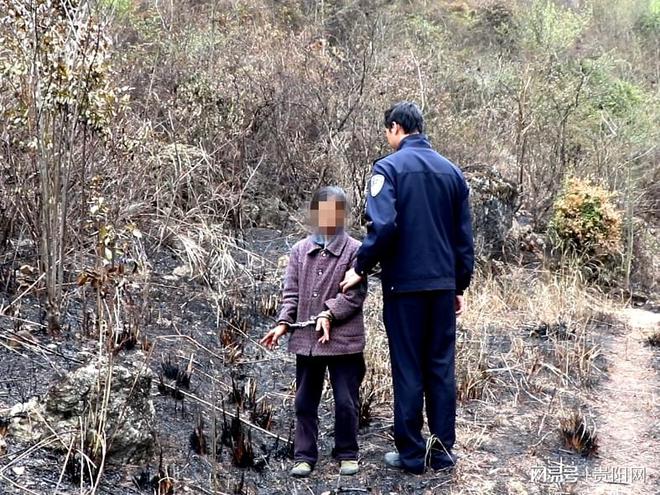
top-left (294, 353), bottom-right (366, 464)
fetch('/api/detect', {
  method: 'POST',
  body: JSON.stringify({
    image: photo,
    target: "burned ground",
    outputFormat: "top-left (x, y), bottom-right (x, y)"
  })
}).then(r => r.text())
top-left (0, 229), bottom-right (658, 494)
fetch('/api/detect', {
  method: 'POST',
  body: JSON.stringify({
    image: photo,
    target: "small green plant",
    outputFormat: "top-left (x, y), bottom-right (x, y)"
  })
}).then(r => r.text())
top-left (521, 0), bottom-right (591, 53)
top-left (635, 0), bottom-right (660, 38)
top-left (99, 0), bottom-right (133, 19)
top-left (550, 178), bottom-right (622, 257)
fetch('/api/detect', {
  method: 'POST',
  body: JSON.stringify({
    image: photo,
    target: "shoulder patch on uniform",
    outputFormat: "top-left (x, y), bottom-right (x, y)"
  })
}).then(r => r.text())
top-left (370, 174), bottom-right (385, 197)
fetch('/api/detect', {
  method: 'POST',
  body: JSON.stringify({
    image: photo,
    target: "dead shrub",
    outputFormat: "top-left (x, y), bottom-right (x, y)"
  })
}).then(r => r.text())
top-left (133, 460), bottom-right (175, 495)
top-left (230, 377), bottom-right (256, 410)
top-left (219, 409), bottom-right (256, 469)
top-left (626, 218), bottom-right (660, 294)
top-left (456, 326), bottom-right (493, 401)
top-left (270, 421), bottom-right (295, 461)
top-left (559, 410), bottom-right (598, 457)
top-left (527, 319), bottom-right (575, 340)
top-left (645, 331), bottom-right (660, 348)
top-left (361, 286), bottom-right (393, 409)
top-left (250, 400), bottom-right (274, 431)
top-left (358, 371), bottom-right (380, 428)
top-left (190, 415), bottom-right (208, 456)
top-left (160, 354), bottom-right (192, 390)
top-left (157, 374), bottom-right (185, 402)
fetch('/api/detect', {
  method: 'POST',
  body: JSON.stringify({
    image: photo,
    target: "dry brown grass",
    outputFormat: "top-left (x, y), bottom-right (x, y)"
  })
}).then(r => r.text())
top-left (356, 261), bottom-right (617, 492)
top-left (361, 262), bottom-right (607, 405)
top-left (459, 264), bottom-right (605, 396)
top-left (559, 410), bottom-right (599, 457)
top-left (361, 287), bottom-right (393, 415)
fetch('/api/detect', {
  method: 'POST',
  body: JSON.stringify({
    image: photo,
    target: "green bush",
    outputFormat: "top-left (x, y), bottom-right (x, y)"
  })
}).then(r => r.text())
top-left (635, 0), bottom-right (660, 37)
top-left (521, 0), bottom-right (591, 53)
top-left (550, 178), bottom-right (622, 257)
top-left (99, 0), bottom-right (133, 19)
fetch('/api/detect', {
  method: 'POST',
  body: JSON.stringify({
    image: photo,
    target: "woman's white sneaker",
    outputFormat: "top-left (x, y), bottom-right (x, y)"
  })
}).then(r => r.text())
top-left (339, 460), bottom-right (359, 475)
top-left (290, 461), bottom-right (312, 477)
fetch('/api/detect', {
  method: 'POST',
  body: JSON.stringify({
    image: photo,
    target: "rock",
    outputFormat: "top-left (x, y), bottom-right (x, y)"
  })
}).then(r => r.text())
top-left (9, 352), bottom-right (156, 465)
top-left (504, 219), bottom-right (547, 262)
top-left (507, 480), bottom-right (528, 495)
top-left (242, 194), bottom-right (290, 229)
top-left (629, 217), bottom-right (659, 294)
top-left (464, 165), bottom-right (518, 257)
top-left (172, 264), bottom-right (192, 278)
top-left (8, 397), bottom-right (39, 442)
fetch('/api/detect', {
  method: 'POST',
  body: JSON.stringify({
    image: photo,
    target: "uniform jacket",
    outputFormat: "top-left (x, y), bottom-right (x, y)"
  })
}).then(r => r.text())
top-left (277, 231), bottom-right (367, 356)
top-left (354, 133), bottom-right (475, 295)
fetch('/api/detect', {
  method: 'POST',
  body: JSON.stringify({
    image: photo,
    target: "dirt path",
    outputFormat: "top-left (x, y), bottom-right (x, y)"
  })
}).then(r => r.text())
top-left (581, 308), bottom-right (659, 494)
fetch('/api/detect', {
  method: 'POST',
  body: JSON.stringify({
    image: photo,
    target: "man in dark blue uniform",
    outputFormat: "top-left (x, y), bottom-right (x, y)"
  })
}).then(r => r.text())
top-left (340, 102), bottom-right (474, 474)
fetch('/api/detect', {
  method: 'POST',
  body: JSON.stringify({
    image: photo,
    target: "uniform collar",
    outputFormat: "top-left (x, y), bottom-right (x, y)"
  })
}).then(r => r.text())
top-left (397, 133), bottom-right (431, 150)
top-left (306, 230), bottom-right (348, 257)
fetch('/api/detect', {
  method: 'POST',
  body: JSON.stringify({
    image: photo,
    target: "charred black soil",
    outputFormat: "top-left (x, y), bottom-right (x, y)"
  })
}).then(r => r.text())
top-left (0, 230), bottom-right (658, 494)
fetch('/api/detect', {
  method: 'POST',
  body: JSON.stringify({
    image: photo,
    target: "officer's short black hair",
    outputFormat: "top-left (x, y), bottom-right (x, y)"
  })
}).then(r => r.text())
top-left (310, 186), bottom-right (348, 210)
top-left (384, 101), bottom-right (424, 134)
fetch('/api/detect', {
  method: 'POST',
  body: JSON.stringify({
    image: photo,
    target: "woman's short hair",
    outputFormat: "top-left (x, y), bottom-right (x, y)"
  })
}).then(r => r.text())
top-left (310, 186), bottom-right (348, 210)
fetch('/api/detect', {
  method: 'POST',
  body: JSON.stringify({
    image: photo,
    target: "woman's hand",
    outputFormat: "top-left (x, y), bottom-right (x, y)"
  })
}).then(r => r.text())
top-left (316, 315), bottom-right (331, 343)
top-left (260, 324), bottom-right (288, 349)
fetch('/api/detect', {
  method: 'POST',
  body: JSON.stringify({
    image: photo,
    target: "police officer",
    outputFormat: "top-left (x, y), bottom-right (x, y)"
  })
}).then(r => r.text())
top-left (340, 101), bottom-right (474, 474)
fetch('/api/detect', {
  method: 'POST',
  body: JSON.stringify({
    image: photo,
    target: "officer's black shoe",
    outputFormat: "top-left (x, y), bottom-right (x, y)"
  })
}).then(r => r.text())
top-left (430, 451), bottom-right (458, 471)
top-left (384, 452), bottom-right (402, 468)
top-left (384, 452), bottom-right (425, 475)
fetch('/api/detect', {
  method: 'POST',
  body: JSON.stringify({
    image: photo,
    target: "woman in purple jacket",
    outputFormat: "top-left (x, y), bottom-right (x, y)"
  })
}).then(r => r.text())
top-left (261, 186), bottom-right (368, 478)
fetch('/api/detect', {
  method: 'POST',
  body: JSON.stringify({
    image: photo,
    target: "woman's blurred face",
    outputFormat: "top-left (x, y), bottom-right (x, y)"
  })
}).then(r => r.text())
top-left (310, 198), bottom-right (346, 235)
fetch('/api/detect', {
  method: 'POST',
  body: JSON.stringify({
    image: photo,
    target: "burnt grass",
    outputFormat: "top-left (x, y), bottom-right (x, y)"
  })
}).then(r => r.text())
top-left (0, 228), bottom-right (643, 494)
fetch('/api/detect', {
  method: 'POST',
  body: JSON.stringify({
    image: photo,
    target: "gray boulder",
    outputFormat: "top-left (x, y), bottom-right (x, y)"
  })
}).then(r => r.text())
top-left (9, 351), bottom-right (156, 464)
top-left (464, 165), bottom-right (518, 257)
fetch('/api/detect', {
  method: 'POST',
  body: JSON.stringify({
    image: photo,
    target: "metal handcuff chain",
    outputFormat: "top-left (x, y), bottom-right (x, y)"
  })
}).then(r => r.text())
top-left (286, 312), bottom-right (332, 331)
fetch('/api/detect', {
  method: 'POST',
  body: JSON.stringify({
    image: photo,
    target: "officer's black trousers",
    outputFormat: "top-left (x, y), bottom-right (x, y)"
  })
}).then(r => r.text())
top-left (383, 289), bottom-right (456, 473)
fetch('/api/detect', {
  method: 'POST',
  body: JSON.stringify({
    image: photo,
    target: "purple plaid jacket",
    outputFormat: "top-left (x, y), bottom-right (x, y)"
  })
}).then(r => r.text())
top-left (277, 231), bottom-right (367, 356)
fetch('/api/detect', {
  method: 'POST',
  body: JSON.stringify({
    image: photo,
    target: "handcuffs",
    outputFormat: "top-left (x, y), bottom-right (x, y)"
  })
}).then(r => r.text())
top-left (282, 310), bottom-right (333, 331)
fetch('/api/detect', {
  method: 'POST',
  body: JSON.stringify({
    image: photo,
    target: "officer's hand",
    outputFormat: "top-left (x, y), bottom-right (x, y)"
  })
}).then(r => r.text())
top-left (339, 268), bottom-right (363, 293)
top-left (316, 316), bottom-right (331, 343)
top-left (260, 324), bottom-right (288, 349)
top-left (455, 295), bottom-right (465, 316)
